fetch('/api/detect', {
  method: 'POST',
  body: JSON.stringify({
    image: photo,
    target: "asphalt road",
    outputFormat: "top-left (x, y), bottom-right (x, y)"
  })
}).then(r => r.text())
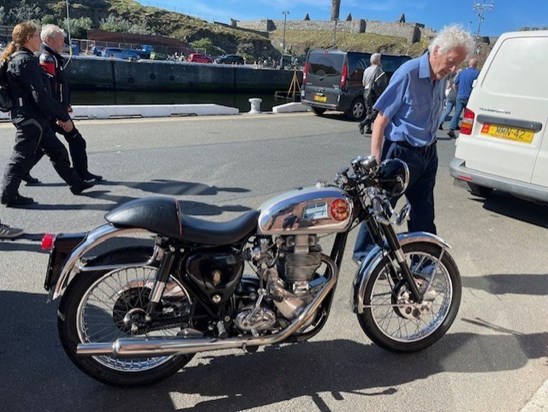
top-left (0, 112), bottom-right (546, 411)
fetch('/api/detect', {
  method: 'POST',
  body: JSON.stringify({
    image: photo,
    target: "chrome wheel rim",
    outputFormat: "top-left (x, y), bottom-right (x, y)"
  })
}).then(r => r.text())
top-left (76, 266), bottom-right (191, 372)
top-left (368, 252), bottom-right (453, 343)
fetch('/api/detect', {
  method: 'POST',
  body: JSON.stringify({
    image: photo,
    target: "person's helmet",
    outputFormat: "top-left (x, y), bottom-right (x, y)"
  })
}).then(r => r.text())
top-left (376, 159), bottom-right (409, 197)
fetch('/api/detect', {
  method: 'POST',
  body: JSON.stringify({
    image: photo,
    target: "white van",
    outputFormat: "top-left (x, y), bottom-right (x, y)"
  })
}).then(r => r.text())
top-left (449, 30), bottom-right (548, 202)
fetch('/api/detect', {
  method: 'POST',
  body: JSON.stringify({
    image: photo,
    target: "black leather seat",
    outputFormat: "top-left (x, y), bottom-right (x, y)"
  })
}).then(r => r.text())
top-left (106, 196), bottom-right (259, 246)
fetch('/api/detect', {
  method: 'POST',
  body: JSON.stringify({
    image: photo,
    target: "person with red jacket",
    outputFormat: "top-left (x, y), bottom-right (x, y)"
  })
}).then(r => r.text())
top-left (23, 24), bottom-right (102, 185)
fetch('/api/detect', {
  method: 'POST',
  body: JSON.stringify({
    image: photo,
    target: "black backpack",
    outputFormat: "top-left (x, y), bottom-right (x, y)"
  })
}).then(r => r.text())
top-left (0, 51), bottom-right (23, 112)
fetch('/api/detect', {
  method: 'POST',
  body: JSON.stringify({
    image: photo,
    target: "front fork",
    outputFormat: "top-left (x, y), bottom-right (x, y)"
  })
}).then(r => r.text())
top-left (380, 224), bottom-right (423, 303)
top-left (365, 216), bottom-right (423, 303)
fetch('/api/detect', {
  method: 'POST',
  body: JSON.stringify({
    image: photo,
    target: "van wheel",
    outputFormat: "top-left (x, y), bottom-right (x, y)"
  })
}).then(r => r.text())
top-left (468, 183), bottom-right (493, 198)
top-left (346, 98), bottom-right (365, 121)
top-left (311, 107), bottom-right (326, 116)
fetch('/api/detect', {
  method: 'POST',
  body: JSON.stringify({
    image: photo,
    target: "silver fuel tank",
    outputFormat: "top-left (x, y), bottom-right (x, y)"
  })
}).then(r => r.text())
top-left (258, 186), bottom-right (354, 236)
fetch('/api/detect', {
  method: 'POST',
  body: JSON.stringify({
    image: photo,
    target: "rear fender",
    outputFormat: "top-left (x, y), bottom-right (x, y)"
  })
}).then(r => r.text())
top-left (352, 232), bottom-right (451, 314)
top-left (48, 224), bottom-right (156, 301)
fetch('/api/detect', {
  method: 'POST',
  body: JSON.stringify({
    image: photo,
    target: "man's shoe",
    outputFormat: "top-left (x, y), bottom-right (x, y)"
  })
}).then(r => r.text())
top-left (70, 180), bottom-right (95, 195)
top-left (439, 124), bottom-right (443, 130)
top-left (0, 222), bottom-right (24, 239)
top-left (1, 194), bottom-right (35, 208)
top-left (358, 124), bottom-right (365, 135)
top-left (22, 174), bottom-right (40, 186)
top-left (365, 128), bottom-right (372, 134)
top-left (447, 130), bottom-right (456, 139)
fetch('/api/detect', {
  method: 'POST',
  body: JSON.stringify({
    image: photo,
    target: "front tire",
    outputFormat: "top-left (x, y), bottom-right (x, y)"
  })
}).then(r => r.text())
top-left (58, 265), bottom-right (194, 386)
top-left (357, 242), bottom-right (461, 352)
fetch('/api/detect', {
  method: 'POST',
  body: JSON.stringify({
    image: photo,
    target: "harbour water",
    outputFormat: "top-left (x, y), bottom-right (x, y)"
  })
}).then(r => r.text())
top-left (71, 90), bottom-right (298, 112)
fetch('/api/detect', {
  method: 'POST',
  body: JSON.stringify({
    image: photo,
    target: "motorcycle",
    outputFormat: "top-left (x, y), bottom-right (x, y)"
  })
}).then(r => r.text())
top-left (43, 155), bottom-right (461, 386)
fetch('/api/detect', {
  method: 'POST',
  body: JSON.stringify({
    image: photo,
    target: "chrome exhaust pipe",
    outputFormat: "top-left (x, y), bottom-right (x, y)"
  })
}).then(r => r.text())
top-left (77, 255), bottom-right (338, 358)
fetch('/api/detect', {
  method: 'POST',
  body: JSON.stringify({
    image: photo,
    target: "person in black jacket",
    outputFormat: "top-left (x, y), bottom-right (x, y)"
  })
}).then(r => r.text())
top-left (23, 24), bottom-right (102, 185)
top-left (0, 21), bottom-right (94, 208)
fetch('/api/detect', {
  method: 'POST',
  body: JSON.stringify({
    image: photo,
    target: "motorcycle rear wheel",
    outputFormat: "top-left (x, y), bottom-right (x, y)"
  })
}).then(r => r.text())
top-left (58, 265), bottom-right (194, 386)
top-left (357, 241), bottom-right (461, 352)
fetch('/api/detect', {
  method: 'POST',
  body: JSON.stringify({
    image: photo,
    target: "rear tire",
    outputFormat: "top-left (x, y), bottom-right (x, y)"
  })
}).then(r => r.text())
top-left (468, 183), bottom-right (493, 198)
top-left (311, 107), bottom-right (326, 116)
top-left (345, 97), bottom-right (365, 121)
top-left (58, 265), bottom-right (194, 386)
top-left (357, 242), bottom-right (461, 352)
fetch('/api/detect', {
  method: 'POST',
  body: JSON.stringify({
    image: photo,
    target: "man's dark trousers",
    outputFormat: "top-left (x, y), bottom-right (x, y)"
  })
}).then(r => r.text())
top-left (352, 140), bottom-right (438, 262)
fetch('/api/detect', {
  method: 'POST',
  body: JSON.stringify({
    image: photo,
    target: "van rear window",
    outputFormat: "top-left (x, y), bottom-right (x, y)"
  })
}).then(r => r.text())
top-left (308, 53), bottom-right (344, 76)
top-left (482, 37), bottom-right (548, 99)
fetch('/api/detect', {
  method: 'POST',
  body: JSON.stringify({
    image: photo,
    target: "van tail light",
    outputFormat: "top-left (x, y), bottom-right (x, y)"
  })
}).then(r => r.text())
top-left (460, 108), bottom-right (475, 135)
top-left (340, 63), bottom-right (348, 89)
top-left (302, 62), bottom-right (308, 83)
top-left (41, 233), bottom-right (56, 251)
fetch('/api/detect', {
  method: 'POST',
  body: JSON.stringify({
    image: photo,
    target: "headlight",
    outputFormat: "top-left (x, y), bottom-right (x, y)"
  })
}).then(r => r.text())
top-left (376, 159), bottom-right (409, 197)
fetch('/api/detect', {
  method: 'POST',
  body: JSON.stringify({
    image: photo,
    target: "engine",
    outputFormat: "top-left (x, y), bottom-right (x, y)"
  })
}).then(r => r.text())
top-left (235, 234), bottom-right (328, 336)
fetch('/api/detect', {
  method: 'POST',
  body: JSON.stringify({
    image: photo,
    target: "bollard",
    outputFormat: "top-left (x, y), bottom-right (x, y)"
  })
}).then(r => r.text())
top-left (248, 98), bottom-right (262, 114)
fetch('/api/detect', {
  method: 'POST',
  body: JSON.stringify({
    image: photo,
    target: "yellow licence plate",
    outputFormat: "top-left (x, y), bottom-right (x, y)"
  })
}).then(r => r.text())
top-left (481, 123), bottom-right (534, 143)
top-left (313, 95), bottom-right (327, 103)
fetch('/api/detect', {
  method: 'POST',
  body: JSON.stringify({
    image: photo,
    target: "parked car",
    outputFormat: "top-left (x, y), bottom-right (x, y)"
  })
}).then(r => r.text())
top-left (449, 30), bottom-right (548, 203)
top-left (101, 47), bottom-right (141, 61)
top-left (89, 46), bottom-right (103, 56)
top-left (214, 54), bottom-right (244, 65)
top-left (188, 53), bottom-right (213, 63)
top-left (301, 49), bottom-right (411, 120)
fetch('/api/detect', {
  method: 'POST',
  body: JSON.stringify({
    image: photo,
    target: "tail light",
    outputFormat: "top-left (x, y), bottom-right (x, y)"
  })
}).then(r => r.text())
top-left (302, 62), bottom-right (308, 83)
top-left (41, 233), bottom-right (56, 251)
top-left (340, 63), bottom-right (348, 89)
top-left (460, 108), bottom-right (475, 135)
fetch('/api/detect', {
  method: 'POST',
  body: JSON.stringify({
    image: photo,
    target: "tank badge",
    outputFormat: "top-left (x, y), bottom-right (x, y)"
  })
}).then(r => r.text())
top-left (212, 270), bottom-right (222, 286)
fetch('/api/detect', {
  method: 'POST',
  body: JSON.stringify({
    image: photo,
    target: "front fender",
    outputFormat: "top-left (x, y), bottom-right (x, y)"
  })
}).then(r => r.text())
top-left (49, 224), bottom-right (156, 301)
top-left (352, 232), bottom-right (451, 314)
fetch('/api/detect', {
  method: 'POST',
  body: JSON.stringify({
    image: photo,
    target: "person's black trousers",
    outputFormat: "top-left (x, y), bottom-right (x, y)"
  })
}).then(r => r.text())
top-left (352, 139), bottom-right (438, 262)
top-left (1, 119), bottom-right (83, 201)
top-left (30, 123), bottom-right (90, 180)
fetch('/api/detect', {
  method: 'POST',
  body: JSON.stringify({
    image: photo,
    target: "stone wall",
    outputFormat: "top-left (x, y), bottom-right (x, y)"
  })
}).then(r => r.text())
top-left (235, 19), bottom-right (433, 44)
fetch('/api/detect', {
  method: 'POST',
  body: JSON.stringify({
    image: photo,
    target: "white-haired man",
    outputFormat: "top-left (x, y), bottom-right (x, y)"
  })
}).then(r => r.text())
top-left (23, 24), bottom-right (102, 185)
top-left (358, 52), bottom-right (387, 135)
top-left (353, 25), bottom-right (476, 262)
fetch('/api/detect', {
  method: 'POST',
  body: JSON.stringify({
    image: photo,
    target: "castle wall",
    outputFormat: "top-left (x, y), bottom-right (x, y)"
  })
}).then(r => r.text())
top-left (235, 19), bottom-right (428, 43)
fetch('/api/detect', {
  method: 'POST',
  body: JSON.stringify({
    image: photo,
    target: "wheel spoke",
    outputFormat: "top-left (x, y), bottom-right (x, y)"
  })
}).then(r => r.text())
top-left (76, 266), bottom-right (191, 372)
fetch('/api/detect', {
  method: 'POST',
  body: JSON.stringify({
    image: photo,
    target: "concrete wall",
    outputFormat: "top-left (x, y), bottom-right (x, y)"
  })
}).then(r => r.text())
top-left (65, 56), bottom-right (301, 93)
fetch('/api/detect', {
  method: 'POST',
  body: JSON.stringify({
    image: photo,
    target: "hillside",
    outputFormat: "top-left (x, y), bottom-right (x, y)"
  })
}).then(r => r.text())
top-left (1, 0), bottom-right (492, 61)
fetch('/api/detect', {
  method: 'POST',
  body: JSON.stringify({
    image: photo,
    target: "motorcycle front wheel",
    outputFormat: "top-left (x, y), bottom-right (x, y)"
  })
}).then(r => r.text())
top-left (357, 241), bottom-right (461, 352)
top-left (58, 265), bottom-right (194, 386)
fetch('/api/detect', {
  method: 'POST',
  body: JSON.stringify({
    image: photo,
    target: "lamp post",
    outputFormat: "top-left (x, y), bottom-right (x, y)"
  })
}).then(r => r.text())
top-left (333, 17), bottom-right (339, 47)
top-left (473, 0), bottom-right (494, 38)
top-left (281, 10), bottom-right (289, 69)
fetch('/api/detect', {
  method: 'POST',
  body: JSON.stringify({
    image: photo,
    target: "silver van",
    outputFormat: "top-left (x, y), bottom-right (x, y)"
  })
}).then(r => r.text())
top-left (449, 30), bottom-right (548, 202)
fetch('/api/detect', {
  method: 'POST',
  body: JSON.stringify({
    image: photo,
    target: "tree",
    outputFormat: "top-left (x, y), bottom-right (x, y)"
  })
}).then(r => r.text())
top-left (191, 38), bottom-right (215, 54)
top-left (62, 17), bottom-right (93, 39)
top-left (5, 0), bottom-right (41, 25)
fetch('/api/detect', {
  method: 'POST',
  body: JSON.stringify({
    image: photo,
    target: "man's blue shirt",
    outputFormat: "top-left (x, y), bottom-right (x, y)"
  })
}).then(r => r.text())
top-left (454, 67), bottom-right (479, 100)
top-left (373, 52), bottom-right (445, 147)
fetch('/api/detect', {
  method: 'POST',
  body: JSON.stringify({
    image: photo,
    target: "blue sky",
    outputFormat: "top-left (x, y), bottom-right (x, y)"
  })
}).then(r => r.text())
top-left (137, 0), bottom-right (546, 37)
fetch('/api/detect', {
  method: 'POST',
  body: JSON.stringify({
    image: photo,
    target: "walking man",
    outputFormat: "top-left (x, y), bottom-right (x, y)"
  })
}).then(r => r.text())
top-left (359, 53), bottom-right (388, 135)
top-left (447, 58), bottom-right (479, 138)
top-left (24, 24), bottom-right (102, 185)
